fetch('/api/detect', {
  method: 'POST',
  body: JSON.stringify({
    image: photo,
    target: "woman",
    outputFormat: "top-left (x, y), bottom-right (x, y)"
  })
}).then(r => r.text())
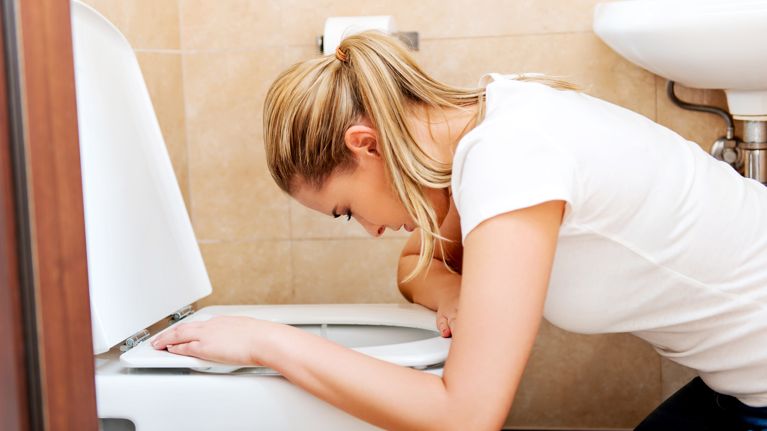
top-left (152, 31), bottom-right (767, 430)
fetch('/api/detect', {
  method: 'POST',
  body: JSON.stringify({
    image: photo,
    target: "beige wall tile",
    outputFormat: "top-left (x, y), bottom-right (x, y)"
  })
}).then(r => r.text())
top-left (292, 238), bottom-right (409, 303)
top-left (396, 0), bottom-right (602, 39)
top-left (184, 49), bottom-right (291, 241)
top-left (127, 0), bottom-right (181, 49)
top-left (196, 240), bottom-right (292, 307)
top-left (413, 33), bottom-right (657, 120)
top-left (187, 134), bottom-right (290, 241)
top-left (656, 76), bottom-right (732, 152)
top-left (660, 357), bottom-right (698, 401)
top-left (183, 49), bottom-right (282, 134)
top-left (506, 323), bottom-right (661, 429)
top-left (284, 45), bottom-right (321, 66)
top-left (180, 0), bottom-right (283, 50)
top-left (281, 0), bottom-right (602, 46)
top-left (136, 52), bottom-right (190, 209)
top-left (82, 0), bottom-right (180, 50)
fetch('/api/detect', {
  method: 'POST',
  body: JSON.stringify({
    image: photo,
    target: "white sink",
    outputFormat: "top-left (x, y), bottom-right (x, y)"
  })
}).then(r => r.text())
top-left (593, 0), bottom-right (767, 118)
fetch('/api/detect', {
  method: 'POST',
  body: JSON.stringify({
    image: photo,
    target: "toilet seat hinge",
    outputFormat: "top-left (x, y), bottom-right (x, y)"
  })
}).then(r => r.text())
top-left (170, 304), bottom-right (195, 322)
top-left (119, 329), bottom-right (150, 352)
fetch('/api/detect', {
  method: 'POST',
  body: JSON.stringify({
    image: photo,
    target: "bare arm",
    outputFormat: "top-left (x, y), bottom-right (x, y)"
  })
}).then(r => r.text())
top-left (397, 196), bottom-right (463, 310)
top-left (156, 201), bottom-right (564, 429)
top-left (262, 200), bottom-right (564, 430)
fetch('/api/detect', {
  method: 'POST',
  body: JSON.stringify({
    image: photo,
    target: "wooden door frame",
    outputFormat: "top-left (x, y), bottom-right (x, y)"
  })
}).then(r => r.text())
top-left (1, 1), bottom-right (31, 429)
top-left (1, 0), bottom-right (98, 429)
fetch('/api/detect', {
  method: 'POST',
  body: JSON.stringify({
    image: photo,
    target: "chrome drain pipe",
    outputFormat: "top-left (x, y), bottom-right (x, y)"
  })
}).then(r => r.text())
top-left (667, 81), bottom-right (735, 139)
top-left (667, 81), bottom-right (767, 185)
top-left (742, 121), bottom-right (767, 184)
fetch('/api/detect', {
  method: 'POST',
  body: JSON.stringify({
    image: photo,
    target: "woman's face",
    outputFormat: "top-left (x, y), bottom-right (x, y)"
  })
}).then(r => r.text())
top-left (291, 120), bottom-right (448, 237)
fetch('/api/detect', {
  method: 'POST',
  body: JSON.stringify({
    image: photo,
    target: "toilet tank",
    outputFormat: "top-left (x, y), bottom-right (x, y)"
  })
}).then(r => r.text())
top-left (71, 1), bottom-right (212, 354)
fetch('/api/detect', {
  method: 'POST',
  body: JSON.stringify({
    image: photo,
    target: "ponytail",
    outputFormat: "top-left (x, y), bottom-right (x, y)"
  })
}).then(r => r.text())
top-left (264, 30), bottom-right (577, 282)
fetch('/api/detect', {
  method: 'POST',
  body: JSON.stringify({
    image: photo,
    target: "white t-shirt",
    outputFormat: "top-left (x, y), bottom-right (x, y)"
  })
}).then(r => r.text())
top-left (451, 73), bottom-right (767, 407)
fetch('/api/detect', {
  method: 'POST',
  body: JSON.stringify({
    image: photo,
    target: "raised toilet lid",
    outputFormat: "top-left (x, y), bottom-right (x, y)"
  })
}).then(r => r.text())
top-left (120, 304), bottom-right (451, 374)
top-left (72, 0), bottom-right (213, 355)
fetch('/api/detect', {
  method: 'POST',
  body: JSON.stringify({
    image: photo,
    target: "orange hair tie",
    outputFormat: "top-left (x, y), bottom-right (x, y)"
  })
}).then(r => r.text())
top-left (335, 46), bottom-right (348, 63)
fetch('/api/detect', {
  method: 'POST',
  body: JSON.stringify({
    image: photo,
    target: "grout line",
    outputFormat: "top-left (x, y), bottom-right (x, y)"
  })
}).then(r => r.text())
top-left (293, 236), bottom-right (411, 242)
top-left (196, 237), bottom-right (408, 244)
top-left (653, 76), bottom-right (659, 122)
top-left (177, 0), bottom-right (185, 52)
top-left (420, 30), bottom-right (594, 42)
top-left (289, 238), bottom-right (297, 301)
top-left (285, 40), bottom-right (297, 301)
top-left (165, 30), bottom-right (596, 55)
top-left (177, 0), bottom-right (194, 228)
top-left (134, 48), bottom-right (183, 54)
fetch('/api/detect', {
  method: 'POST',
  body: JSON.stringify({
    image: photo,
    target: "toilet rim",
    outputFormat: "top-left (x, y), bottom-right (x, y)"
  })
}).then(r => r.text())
top-left (118, 303), bottom-right (451, 372)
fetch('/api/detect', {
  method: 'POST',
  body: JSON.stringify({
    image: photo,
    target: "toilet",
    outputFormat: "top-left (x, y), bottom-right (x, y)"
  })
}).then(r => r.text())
top-left (70, 2), bottom-right (450, 430)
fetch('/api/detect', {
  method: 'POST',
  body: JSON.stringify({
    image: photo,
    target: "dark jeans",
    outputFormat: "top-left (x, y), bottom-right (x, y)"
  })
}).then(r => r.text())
top-left (636, 377), bottom-right (767, 431)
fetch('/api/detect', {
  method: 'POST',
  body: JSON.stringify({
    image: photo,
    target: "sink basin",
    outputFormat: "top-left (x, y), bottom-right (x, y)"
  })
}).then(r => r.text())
top-left (593, 0), bottom-right (767, 118)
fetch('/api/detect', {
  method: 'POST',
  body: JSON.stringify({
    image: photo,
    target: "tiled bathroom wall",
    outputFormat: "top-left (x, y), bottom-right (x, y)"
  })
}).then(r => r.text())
top-left (80, 0), bottom-right (734, 428)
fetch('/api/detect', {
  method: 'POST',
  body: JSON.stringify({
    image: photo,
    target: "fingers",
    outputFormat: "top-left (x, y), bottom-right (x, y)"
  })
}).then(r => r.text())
top-left (436, 315), bottom-right (452, 338)
top-left (166, 341), bottom-right (202, 356)
top-left (151, 322), bottom-right (201, 349)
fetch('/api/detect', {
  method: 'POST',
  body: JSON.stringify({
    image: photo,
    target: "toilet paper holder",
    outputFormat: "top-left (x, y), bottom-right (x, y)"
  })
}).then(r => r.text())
top-left (316, 31), bottom-right (419, 54)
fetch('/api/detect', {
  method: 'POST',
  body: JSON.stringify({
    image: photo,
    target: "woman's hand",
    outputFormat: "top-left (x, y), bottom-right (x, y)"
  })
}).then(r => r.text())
top-left (436, 286), bottom-right (460, 338)
top-left (150, 315), bottom-right (280, 366)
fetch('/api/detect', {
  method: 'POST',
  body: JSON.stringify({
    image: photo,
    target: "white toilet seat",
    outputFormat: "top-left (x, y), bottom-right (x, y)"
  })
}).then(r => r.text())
top-left (120, 303), bottom-right (451, 374)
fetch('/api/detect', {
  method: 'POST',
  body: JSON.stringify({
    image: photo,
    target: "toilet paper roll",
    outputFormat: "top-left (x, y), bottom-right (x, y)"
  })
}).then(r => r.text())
top-left (323, 16), bottom-right (396, 56)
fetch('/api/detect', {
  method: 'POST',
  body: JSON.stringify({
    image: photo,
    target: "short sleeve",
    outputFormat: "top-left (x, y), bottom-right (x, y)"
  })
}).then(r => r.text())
top-left (451, 127), bottom-right (578, 242)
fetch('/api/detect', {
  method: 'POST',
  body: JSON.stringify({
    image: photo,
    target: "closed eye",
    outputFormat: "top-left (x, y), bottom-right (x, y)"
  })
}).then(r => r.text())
top-left (331, 208), bottom-right (353, 221)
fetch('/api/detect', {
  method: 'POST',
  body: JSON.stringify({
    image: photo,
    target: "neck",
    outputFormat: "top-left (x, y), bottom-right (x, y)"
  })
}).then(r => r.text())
top-left (409, 103), bottom-right (479, 165)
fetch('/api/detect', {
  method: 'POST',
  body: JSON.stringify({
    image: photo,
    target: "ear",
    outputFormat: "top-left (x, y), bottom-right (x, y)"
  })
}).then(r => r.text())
top-left (344, 124), bottom-right (380, 159)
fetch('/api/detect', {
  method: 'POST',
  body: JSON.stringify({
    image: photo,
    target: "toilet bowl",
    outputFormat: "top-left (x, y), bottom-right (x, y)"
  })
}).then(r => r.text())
top-left (70, 2), bottom-right (450, 430)
top-left (96, 304), bottom-right (447, 431)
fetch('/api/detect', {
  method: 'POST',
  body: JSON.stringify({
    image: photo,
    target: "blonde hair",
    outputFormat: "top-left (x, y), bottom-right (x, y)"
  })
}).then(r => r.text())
top-left (263, 30), bottom-right (577, 282)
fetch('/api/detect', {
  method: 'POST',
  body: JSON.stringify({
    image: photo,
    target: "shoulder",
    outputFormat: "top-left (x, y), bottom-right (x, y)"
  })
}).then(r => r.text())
top-left (452, 80), bottom-right (580, 185)
top-left (464, 79), bottom-right (586, 153)
top-left (448, 77), bottom-right (591, 241)
top-left (485, 77), bottom-right (578, 115)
